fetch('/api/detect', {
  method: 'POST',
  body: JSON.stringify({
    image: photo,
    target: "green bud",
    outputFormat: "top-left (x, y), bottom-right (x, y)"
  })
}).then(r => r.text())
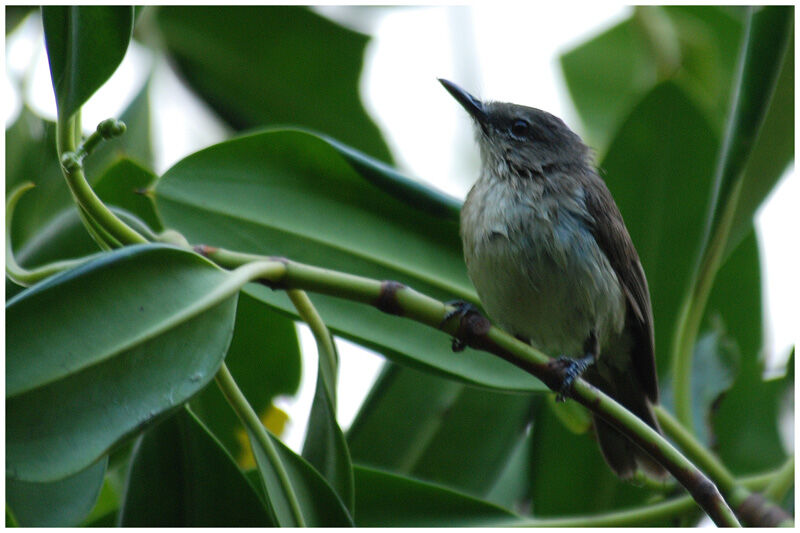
top-left (97, 118), bottom-right (126, 140)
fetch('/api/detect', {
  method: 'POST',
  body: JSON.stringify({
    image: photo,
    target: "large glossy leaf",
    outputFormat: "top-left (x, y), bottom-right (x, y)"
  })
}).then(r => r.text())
top-left (189, 290), bottom-right (301, 464)
top-left (598, 82), bottom-right (718, 376)
top-left (42, 6), bottom-right (134, 120)
top-left (6, 458), bottom-right (107, 527)
top-left (118, 408), bottom-right (271, 526)
top-left (154, 128), bottom-right (541, 392)
top-left (352, 465), bottom-right (520, 527)
top-left (347, 363), bottom-right (533, 497)
top-left (6, 244), bottom-right (238, 481)
top-left (156, 6), bottom-right (392, 162)
top-left (245, 426), bottom-right (354, 526)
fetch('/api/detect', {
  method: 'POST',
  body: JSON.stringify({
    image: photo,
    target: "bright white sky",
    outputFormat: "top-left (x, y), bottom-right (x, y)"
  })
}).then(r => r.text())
top-left (4, 5), bottom-right (796, 452)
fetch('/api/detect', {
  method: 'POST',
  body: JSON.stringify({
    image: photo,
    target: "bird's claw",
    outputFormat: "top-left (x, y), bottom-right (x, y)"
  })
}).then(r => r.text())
top-left (554, 354), bottom-right (594, 402)
top-left (441, 300), bottom-right (488, 352)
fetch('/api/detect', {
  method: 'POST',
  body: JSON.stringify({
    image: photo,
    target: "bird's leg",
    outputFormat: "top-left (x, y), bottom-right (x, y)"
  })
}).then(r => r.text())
top-left (555, 331), bottom-right (598, 402)
top-left (441, 300), bottom-right (488, 352)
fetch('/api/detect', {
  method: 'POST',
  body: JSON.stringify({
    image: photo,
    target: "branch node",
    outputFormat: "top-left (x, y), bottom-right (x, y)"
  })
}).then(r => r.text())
top-left (375, 280), bottom-right (406, 315)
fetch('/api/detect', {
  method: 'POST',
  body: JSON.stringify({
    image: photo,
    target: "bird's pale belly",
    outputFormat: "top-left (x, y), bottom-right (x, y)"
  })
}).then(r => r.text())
top-left (464, 216), bottom-right (627, 358)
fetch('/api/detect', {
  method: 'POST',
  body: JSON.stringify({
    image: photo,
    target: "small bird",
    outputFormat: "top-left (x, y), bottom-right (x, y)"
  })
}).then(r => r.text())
top-left (440, 78), bottom-right (666, 479)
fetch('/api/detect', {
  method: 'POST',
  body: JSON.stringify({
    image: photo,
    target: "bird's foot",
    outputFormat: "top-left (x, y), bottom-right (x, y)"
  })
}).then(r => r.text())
top-left (554, 354), bottom-right (595, 402)
top-left (441, 300), bottom-right (489, 352)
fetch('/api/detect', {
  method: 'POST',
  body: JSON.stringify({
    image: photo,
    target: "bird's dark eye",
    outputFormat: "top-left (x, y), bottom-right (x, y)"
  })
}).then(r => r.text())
top-left (510, 119), bottom-right (529, 139)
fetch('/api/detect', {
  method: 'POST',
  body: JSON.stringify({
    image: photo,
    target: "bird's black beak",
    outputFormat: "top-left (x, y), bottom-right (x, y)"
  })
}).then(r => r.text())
top-left (439, 78), bottom-right (488, 125)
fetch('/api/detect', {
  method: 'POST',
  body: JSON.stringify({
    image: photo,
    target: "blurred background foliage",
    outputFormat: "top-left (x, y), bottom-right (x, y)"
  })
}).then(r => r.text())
top-left (5, 5), bottom-right (793, 527)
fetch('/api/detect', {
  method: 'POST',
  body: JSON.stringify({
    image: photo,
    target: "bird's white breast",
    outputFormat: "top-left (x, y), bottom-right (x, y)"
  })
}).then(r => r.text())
top-left (460, 176), bottom-right (626, 357)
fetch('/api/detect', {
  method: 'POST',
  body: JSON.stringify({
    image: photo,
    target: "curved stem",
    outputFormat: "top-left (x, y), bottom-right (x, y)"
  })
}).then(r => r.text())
top-left (762, 455), bottom-right (794, 503)
top-left (215, 363), bottom-right (306, 527)
top-left (55, 111), bottom-right (147, 247)
top-left (287, 289), bottom-right (338, 403)
top-left (5, 182), bottom-right (92, 286)
top-left (671, 180), bottom-right (744, 428)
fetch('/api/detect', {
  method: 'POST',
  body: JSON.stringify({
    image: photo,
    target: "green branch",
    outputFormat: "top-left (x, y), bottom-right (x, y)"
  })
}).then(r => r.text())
top-left (199, 246), bottom-right (740, 527)
top-left (656, 406), bottom-right (792, 526)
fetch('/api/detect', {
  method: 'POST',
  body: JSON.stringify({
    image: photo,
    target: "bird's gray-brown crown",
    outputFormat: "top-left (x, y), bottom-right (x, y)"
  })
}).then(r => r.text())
top-left (439, 78), bottom-right (591, 178)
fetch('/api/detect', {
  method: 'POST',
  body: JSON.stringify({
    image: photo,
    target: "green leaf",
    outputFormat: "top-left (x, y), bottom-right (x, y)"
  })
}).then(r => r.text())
top-left (245, 426), bottom-right (354, 526)
top-left (93, 158), bottom-right (162, 232)
top-left (560, 14), bottom-right (660, 152)
top-left (301, 326), bottom-right (354, 512)
top-left (352, 465), bottom-right (519, 527)
top-left (301, 369), bottom-right (354, 512)
top-left (688, 326), bottom-right (738, 444)
top-left (726, 32), bottom-right (794, 257)
top-left (598, 82), bottom-right (719, 377)
top-left (154, 128), bottom-right (541, 392)
top-left (6, 244), bottom-right (238, 481)
top-left (42, 6), bottom-right (134, 120)
top-left (189, 290), bottom-right (301, 464)
top-left (156, 6), bottom-right (392, 162)
top-left (660, 6), bottom-right (745, 129)
top-left (484, 426), bottom-right (534, 511)
top-left (347, 364), bottom-right (534, 497)
top-left (118, 408), bottom-right (271, 526)
top-left (80, 475), bottom-right (123, 527)
top-left (661, 321), bottom-right (739, 445)
top-left (710, 231), bottom-right (787, 474)
top-left (560, 6), bottom-right (744, 154)
top-left (6, 458), bottom-right (107, 527)
top-left (704, 6), bottom-right (793, 247)
top-left (529, 401), bottom-right (657, 517)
